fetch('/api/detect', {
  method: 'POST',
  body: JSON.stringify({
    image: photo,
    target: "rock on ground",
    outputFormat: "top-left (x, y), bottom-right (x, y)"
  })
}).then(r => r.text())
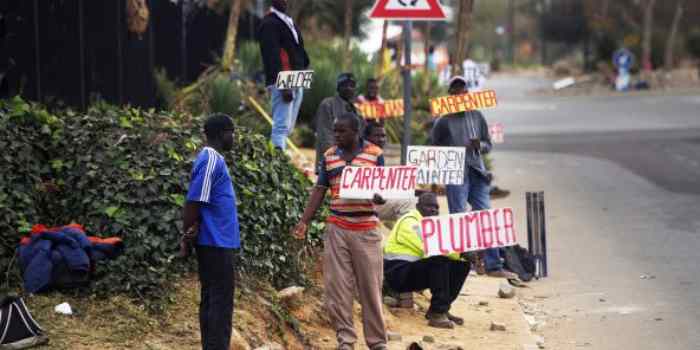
top-left (490, 321), bottom-right (507, 331)
top-left (498, 283), bottom-right (516, 299)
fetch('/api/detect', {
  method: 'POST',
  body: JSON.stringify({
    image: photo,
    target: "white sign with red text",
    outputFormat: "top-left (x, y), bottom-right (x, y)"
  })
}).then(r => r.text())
top-left (490, 123), bottom-right (504, 144)
top-left (420, 208), bottom-right (517, 257)
top-left (339, 166), bottom-right (417, 199)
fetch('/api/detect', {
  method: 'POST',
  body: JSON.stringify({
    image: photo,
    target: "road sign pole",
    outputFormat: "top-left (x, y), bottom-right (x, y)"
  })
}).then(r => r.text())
top-left (401, 20), bottom-right (413, 165)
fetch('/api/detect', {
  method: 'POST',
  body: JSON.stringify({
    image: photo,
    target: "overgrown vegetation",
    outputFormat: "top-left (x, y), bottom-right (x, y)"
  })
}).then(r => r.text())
top-left (0, 97), bottom-right (325, 310)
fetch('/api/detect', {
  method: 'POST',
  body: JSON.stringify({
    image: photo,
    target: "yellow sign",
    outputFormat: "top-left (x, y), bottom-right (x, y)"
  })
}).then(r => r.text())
top-left (429, 90), bottom-right (498, 117)
top-left (355, 99), bottom-right (404, 119)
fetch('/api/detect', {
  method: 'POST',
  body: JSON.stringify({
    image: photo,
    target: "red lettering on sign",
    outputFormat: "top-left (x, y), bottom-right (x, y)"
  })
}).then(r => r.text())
top-left (371, 167), bottom-right (382, 189)
top-left (421, 218), bottom-right (436, 254)
top-left (341, 168), bottom-right (353, 189)
top-left (449, 217), bottom-right (464, 252)
top-left (466, 212), bottom-right (481, 248)
top-left (492, 208), bottom-right (503, 245)
top-left (480, 211), bottom-right (494, 248)
top-left (360, 168), bottom-right (372, 189)
top-left (503, 208), bottom-right (516, 243)
top-left (350, 168), bottom-right (362, 188)
top-left (377, 167), bottom-right (387, 190)
top-left (436, 222), bottom-right (450, 255)
top-left (407, 167), bottom-right (417, 190)
top-left (386, 167), bottom-right (398, 189)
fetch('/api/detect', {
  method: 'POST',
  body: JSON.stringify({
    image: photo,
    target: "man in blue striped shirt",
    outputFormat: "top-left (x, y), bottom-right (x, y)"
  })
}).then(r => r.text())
top-left (182, 113), bottom-right (240, 350)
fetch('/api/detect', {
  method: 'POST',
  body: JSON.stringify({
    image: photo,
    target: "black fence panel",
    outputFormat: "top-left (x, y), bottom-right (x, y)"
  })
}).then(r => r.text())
top-left (1, 0), bottom-right (258, 109)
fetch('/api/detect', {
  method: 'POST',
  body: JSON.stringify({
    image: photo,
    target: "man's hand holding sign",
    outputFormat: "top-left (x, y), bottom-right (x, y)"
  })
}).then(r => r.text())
top-left (275, 70), bottom-right (314, 103)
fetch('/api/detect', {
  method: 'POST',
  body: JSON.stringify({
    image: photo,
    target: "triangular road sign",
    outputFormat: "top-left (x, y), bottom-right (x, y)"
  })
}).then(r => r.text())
top-left (369, 0), bottom-right (447, 21)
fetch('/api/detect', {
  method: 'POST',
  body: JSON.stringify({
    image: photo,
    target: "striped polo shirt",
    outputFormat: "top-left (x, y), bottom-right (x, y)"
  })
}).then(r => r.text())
top-left (317, 141), bottom-right (385, 231)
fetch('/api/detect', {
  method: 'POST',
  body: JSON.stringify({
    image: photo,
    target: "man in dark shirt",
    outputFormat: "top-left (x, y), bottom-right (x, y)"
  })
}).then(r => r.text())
top-left (313, 73), bottom-right (359, 172)
top-left (431, 76), bottom-right (517, 279)
top-left (258, 0), bottom-right (310, 150)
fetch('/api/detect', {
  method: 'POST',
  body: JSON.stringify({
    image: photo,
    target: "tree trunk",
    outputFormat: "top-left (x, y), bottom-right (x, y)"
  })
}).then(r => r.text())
top-left (376, 20), bottom-right (389, 79)
top-left (664, 0), bottom-right (684, 71)
top-left (453, 0), bottom-right (474, 75)
top-left (452, 0), bottom-right (474, 75)
top-left (641, 0), bottom-right (656, 73)
top-left (222, 0), bottom-right (245, 72)
top-left (424, 22), bottom-right (431, 70)
top-left (342, 0), bottom-right (353, 70)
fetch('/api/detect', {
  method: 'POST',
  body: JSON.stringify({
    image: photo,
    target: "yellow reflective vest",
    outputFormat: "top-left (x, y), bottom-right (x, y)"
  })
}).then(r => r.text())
top-left (383, 210), bottom-right (461, 262)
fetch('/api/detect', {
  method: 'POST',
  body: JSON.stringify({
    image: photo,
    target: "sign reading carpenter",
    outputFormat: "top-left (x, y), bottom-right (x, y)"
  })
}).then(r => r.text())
top-left (430, 90), bottom-right (498, 116)
top-left (339, 166), bottom-right (417, 199)
top-left (355, 99), bottom-right (405, 119)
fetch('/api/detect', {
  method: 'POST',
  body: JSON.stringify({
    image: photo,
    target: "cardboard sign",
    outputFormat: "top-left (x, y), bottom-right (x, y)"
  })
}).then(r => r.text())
top-left (489, 123), bottom-right (504, 144)
top-left (355, 99), bottom-right (404, 119)
top-left (275, 70), bottom-right (314, 89)
top-left (420, 208), bottom-right (517, 257)
top-left (406, 146), bottom-right (465, 185)
top-left (429, 90), bottom-right (498, 117)
top-left (339, 166), bottom-right (417, 199)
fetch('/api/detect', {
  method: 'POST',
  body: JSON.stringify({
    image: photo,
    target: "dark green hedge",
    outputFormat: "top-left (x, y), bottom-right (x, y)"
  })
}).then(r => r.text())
top-left (0, 97), bottom-right (325, 310)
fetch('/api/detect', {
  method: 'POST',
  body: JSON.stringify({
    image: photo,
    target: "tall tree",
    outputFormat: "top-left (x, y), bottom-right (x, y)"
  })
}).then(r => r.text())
top-left (664, 0), bottom-right (685, 71)
top-left (641, 0), bottom-right (656, 72)
top-left (453, 0), bottom-right (474, 75)
top-left (222, 0), bottom-right (247, 71)
top-left (342, 0), bottom-right (353, 70)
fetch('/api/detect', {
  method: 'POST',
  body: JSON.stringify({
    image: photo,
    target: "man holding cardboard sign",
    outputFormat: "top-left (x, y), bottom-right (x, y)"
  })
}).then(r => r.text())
top-left (292, 113), bottom-right (388, 350)
top-left (384, 193), bottom-right (470, 329)
top-left (258, 0), bottom-right (310, 150)
top-left (431, 76), bottom-right (516, 279)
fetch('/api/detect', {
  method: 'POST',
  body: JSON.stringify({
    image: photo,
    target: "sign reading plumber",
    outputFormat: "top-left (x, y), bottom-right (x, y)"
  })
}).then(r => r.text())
top-left (420, 208), bottom-right (517, 257)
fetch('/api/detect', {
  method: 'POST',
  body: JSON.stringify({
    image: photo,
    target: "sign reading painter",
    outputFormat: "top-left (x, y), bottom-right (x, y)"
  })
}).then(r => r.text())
top-left (355, 99), bottom-right (404, 119)
top-left (420, 208), bottom-right (517, 257)
top-left (406, 146), bottom-right (465, 185)
top-left (430, 90), bottom-right (498, 117)
top-left (276, 70), bottom-right (314, 89)
top-left (339, 166), bottom-right (417, 199)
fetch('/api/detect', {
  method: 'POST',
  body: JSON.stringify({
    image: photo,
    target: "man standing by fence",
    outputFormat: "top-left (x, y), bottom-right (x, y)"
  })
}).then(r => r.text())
top-left (258, 0), bottom-right (310, 150)
top-left (182, 114), bottom-right (240, 350)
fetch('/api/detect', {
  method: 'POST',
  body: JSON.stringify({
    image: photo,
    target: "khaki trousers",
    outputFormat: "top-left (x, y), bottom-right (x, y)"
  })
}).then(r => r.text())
top-left (323, 223), bottom-right (387, 349)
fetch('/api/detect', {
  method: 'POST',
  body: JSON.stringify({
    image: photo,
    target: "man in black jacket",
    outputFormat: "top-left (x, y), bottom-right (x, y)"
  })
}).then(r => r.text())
top-left (258, 0), bottom-right (310, 150)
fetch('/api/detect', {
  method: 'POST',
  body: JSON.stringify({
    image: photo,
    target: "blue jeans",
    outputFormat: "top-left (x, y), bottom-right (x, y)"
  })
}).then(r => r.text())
top-left (445, 168), bottom-right (503, 272)
top-left (270, 87), bottom-right (304, 149)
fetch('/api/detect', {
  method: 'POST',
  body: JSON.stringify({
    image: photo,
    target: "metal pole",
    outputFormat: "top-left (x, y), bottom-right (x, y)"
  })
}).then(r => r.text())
top-left (33, 0), bottom-right (42, 102)
top-left (400, 21), bottom-right (412, 165)
top-left (538, 191), bottom-right (548, 277)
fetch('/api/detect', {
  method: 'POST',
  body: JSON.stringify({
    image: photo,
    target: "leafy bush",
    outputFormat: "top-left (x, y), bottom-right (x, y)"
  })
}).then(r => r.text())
top-left (0, 97), bottom-right (325, 309)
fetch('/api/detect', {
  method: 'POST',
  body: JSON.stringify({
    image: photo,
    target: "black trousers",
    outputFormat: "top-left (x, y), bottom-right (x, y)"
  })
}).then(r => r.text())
top-left (196, 245), bottom-right (235, 350)
top-left (384, 256), bottom-right (470, 314)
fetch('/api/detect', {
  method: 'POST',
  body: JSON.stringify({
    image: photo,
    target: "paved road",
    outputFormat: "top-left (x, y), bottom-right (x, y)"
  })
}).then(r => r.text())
top-left (483, 74), bottom-right (700, 349)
